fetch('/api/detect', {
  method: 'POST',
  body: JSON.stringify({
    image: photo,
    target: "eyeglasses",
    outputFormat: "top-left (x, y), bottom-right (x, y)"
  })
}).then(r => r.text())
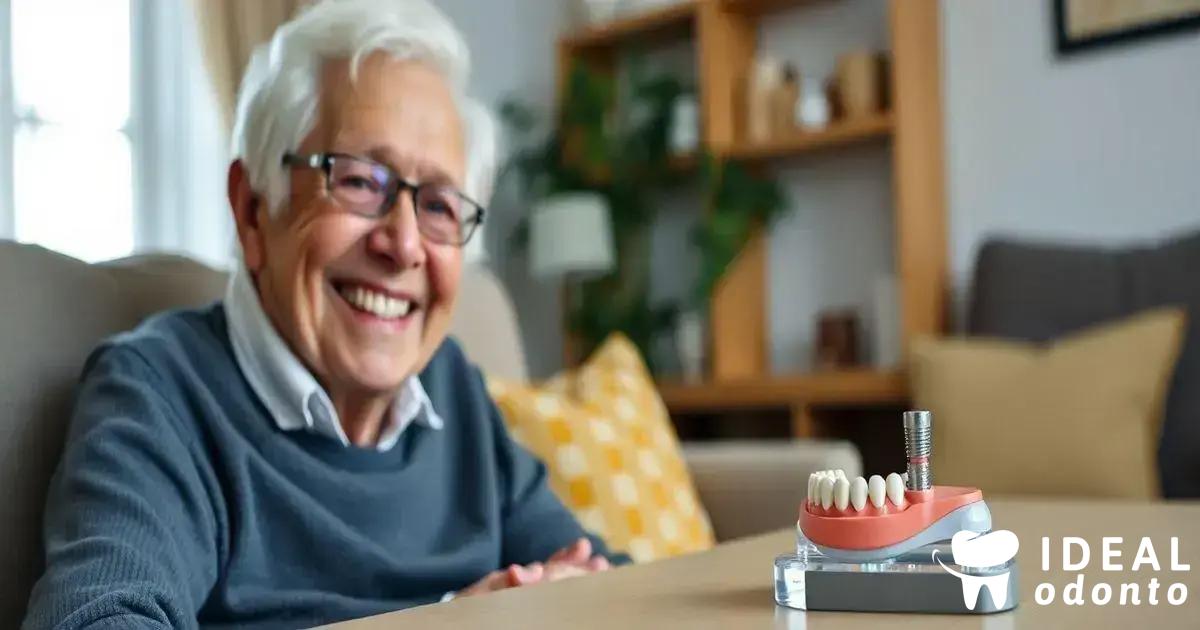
top-left (281, 152), bottom-right (485, 247)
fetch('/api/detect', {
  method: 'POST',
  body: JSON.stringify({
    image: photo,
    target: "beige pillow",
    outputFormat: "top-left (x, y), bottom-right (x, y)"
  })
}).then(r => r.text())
top-left (910, 308), bottom-right (1185, 498)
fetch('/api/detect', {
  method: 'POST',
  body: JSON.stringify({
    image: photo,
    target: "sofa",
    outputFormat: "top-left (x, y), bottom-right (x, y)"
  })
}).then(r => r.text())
top-left (968, 229), bottom-right (1200, 498)
top-left (0, 241), bottom-right (860, 626)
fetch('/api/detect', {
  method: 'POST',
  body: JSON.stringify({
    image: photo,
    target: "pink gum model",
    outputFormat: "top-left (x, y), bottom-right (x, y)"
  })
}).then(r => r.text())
top-left (800, 486), bottom-right (984, 551)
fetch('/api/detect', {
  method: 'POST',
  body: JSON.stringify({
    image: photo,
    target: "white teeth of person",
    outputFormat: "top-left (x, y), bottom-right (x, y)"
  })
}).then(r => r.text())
top-left (850, 476), bottom-right (868, 511)
top-left (886, 473), bottom-right (907, 507)
top-left (819, 476), bottom-right (835, 510)
top-left (833, 478), bottom-right (850, 511)
top-left (343, 286), bottom-right (412, 318)
top-left (868, 475), bottom-right (886, 509)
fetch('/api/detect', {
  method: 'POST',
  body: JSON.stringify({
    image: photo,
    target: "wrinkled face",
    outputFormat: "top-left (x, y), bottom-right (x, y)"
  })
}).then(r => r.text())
top-left (240, 54), bottom-right (466, 398)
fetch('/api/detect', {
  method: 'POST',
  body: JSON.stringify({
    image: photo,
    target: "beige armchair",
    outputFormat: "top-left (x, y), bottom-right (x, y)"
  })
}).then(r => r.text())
top-left (0, 241), bottom-right (860, 627)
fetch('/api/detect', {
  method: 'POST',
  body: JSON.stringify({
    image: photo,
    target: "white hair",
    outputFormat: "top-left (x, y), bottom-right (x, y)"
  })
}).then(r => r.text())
top-left (231, 0), bottom-right (498, 217)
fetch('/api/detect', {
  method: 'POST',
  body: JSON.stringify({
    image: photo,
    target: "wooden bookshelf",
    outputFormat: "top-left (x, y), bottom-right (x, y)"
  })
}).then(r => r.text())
top-left (721, 112), bottom-right (893, 161)
top-left (563, 1), bottom-right (697, 50)
top-left (658, 369), bottom-right (907, 412)
top-left (557, 1), bottom-right (948, 432)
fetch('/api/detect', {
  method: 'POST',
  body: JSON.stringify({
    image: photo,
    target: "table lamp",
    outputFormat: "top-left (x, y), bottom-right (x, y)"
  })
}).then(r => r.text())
top-left (529, 192), bottom-right (615, 280)
top-left (529, 192), bottom-right (616, 366)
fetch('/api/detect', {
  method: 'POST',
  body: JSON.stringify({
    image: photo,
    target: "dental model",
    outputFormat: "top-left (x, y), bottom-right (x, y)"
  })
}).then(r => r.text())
top-left (775, 410), bottom-right (1018, 614)
top-left (797, 410), bottom-right (991, 563)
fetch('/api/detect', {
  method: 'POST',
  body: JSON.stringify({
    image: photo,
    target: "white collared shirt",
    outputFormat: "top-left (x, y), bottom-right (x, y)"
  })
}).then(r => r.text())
top-left (224, 264), bottom-right (443, 451)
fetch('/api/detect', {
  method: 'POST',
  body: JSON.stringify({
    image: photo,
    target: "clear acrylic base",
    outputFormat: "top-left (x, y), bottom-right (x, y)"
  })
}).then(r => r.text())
top-left (774, 525), bottom-right (1018, 614)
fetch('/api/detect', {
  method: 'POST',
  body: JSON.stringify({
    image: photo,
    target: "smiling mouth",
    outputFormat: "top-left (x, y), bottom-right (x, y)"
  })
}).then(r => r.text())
top-left (334, 282), bottom-right (419, 320)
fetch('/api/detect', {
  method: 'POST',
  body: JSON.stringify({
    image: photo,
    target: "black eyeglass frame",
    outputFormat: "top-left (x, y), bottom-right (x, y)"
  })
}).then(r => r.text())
top-left (281, 152), bottom-right (486, 247)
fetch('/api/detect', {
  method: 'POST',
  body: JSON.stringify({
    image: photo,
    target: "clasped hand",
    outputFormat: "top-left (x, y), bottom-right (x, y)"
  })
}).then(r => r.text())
top-left (457, 537), bottom-right (611, 597)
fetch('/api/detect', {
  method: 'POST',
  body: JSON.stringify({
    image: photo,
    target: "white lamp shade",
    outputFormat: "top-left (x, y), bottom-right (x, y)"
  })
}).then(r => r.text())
top-left (529, 192), bottom-right (616, 280)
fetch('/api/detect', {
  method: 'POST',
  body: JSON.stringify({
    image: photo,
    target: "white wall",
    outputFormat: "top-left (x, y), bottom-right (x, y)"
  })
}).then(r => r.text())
top-left (758, 0), bottom-right (894, 372)
top-left (434, 0), bottom-right (575, 377)
top-left (943, 0), bottom-right (1200, 305)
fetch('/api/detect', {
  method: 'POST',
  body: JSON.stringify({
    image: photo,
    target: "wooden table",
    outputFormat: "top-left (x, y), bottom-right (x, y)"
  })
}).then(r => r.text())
top-left (328, 499), bottom-right (1200, 629)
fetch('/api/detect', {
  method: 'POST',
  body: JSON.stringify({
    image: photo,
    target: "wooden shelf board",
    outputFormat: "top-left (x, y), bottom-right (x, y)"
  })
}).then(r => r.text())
top-left (718, 0), bottom-right (820, 16)
top-left (721, 113), bottom-right (893, 161)
top-left (582, 152), bottom-right (700, 185)
top-left (657, 369), bottom-right (907, 412)
top-left (667, 152), bottom-right (700, 172)
top-left (563, 2), bottom-right (698, 50)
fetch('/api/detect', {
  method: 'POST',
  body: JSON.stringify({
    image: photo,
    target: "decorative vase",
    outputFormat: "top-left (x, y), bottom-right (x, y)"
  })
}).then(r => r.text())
top-left (835, 50), bottom-right (885, 119)
top-left (669, 93), bottom-right (699, 155)
top-left (746, 57), bottom-right (783, 144)
top-left (870, 275), bottom-right (900, 368)
top-left (772, 64), bottom-right (799, 135)
top-left (795, 75), bottom-right (831, 130)
top-left (815, 310), bottom-right (860, 369)
top-left (675, 311), bottom-right (706, 383)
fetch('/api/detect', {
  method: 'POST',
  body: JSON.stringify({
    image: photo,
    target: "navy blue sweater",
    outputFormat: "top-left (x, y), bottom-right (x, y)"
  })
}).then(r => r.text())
top-left (23, 306), bottom-right (615, 629)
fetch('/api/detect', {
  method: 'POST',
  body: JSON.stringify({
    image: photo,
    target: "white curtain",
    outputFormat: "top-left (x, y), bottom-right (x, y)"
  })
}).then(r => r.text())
top-left (189, 0), bottom-right (309, 130)
top-left (135, 0), bottom-right (235, 269)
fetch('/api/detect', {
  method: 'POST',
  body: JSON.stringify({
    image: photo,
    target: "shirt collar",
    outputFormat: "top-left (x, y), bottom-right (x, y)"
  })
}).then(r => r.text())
top-left (224, 264), bottom-right (442, 451)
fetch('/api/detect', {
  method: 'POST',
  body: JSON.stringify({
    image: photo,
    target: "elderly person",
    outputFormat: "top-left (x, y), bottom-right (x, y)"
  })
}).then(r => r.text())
top-left (22, 1), bottom-right (621, 628)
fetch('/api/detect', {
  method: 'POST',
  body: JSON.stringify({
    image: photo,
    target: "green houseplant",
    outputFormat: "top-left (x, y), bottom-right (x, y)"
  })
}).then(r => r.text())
top-left (500, 62), bottom-right (787, 373)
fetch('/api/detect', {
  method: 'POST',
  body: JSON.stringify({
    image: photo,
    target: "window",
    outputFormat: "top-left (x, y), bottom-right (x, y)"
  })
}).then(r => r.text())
top-left (0, 0), bottom-right (231, 266)
top-left (7, 0), bottom-right (134, 262)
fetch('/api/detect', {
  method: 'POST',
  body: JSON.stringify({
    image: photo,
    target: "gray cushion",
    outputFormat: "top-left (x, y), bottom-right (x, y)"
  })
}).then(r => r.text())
top-left (0, 244), bottom-right (150, 626)
top-left (968, 230), bottom-right (1200, 498)
top-left (969, 240), bottom-right (1130, 341)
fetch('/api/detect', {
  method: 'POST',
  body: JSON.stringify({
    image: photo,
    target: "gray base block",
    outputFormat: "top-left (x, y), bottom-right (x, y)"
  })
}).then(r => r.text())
top-left (775, 552), bottom-right (1019, 614)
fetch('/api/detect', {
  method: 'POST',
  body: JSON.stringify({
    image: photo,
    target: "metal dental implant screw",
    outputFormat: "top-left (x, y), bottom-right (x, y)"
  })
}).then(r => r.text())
top-left (903, 410), bottom-right (933, 491)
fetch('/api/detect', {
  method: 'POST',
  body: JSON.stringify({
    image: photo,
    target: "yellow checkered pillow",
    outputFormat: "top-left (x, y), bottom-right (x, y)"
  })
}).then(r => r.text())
top-left (487, 334), bottom-right (715, 562)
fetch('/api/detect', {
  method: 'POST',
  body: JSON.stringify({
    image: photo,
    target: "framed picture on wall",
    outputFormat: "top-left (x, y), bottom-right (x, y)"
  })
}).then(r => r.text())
top-left (1054, 0), bottom-right (1200, 54)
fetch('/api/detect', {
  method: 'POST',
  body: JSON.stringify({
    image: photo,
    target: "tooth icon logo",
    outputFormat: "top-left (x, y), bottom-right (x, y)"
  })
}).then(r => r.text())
top-left (933, 530), bottom-right (1020, 610)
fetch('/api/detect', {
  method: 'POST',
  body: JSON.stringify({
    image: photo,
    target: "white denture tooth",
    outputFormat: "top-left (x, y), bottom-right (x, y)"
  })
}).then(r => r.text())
top-left (834, 469), bottom-right (847, 481)
top-left (833, 478), bottom-right (850, 511)
top-left (901, 472), bottom-right (909, 484)
top-left (819, 476), bottom-right (835, 510)
top-left (868, 475), bottom-right (886, 509)
top-left (850, 476), bottom-right (868, 511)
top-left (886, 473), bottom-right (907, 507)
top-left (807, 473), bottom-right (817, 505)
